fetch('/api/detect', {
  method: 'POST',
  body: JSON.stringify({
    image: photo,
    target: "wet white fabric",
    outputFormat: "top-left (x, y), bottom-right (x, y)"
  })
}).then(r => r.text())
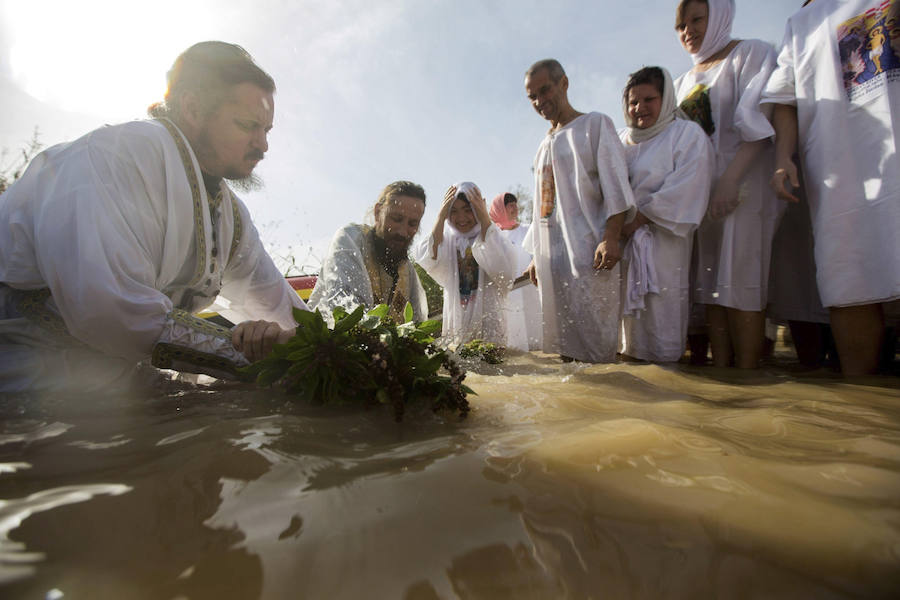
top-left (414, 183), bottom-right (517, 347)
top-left (524, 112), bottom-right (636, 362)
top-left (618, 119), bottom-right (714, 362)
top-left (622, 227), bottom-right (658, 317)
top-left (498, 224), bottom-right (542, 351)
top-left (675, 39), bottom-right (782, 311)
top-left (761, 0), bottom-right (900, 307)
top-left (0, 119), bottom-right (304, 391)
top-left (691, 0), bottom-right (736, 65)
top-left (308, 224), bottom-right (428, 322)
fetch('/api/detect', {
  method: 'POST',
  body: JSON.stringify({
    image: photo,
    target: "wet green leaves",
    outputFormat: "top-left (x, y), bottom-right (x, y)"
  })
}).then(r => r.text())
top-left (457, 339), bottom-right (505, 364)
top-left (240, 303), bottom-right (471, 421)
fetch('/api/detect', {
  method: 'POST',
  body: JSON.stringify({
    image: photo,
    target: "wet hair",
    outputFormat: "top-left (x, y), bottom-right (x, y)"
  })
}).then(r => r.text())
top-left (525, 59), bottom-right (566, 83)
top-left (148, 41), bottom-right (275, 120)
top-left (375, 180), bottom-right (427, 210)
top-left (675, 0), bottom-right (707, 29)
top-left (623, 66), bottom-right (666, 104)
top-left (503, 193), bottom-right (517, 205)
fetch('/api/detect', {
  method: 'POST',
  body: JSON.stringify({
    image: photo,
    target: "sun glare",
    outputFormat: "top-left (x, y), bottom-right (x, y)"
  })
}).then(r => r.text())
top-left (5, 0), bottom-right (217, 120)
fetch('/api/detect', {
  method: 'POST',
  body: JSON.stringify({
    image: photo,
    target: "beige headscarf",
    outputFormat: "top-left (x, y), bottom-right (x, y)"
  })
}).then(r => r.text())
top-left (622, 67), bottom-right (685, 145)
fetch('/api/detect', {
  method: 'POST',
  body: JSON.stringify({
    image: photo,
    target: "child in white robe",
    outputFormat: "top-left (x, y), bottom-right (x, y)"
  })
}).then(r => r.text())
top-left (415, 182), bottom-right (517, 347)
top-left (618, 66), bottom-right (714, 362)
top-left (674, 0), bottom-right (783, 368)
top-left (489, 193), bottom-right (542, 351)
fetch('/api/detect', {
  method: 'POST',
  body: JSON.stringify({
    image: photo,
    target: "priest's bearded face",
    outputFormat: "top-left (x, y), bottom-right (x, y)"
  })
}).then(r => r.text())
top-left (193, 82), bottom-right (274, 181)
top-left (374, 195), bottom-right (425, 256)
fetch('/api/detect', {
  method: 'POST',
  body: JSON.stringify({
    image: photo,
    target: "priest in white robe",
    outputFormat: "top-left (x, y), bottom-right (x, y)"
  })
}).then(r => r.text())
top-left (523, 59), bottom-right (636, 363)
top-left (0, 42), bottom-right (305, 392)
top-left (309, 181), bottom-right (429, 323)
top-left (415, 182), bottom-right (517, 347)
top-left (764, 0), bottom-right (900, 375)
top-left (618, 67), bottom-right (714, 363)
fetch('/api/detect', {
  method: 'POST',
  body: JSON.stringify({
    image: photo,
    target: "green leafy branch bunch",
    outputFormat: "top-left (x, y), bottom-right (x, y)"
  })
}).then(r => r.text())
top-left (241, 303), bottom-right (472, 421)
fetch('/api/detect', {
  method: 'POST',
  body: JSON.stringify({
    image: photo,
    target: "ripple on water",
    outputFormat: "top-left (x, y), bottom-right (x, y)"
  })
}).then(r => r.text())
top-left (0, 484), bottom-right (132, 584)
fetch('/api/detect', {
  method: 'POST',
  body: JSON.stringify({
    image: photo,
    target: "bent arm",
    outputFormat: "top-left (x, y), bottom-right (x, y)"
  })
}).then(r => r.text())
top-left (770, 103), bottom-right (800, 202)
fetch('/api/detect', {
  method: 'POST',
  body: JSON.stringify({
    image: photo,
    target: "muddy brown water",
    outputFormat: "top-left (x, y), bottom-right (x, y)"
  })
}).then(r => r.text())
top-left (1, 352), bottom-right (899, 599)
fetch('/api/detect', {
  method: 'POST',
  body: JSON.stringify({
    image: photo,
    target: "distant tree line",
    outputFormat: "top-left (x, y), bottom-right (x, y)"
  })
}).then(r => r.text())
top-left (0, 128), bottom-right (42, 195)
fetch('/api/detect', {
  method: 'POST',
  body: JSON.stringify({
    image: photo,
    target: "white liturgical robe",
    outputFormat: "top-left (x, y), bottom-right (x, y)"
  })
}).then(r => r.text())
top-left (0, 119), bottom-right (305, 391)
top-left (308, 223), bottom-right (428, 322)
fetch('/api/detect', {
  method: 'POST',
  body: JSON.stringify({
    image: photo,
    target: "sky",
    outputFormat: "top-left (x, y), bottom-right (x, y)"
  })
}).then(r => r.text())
top-left (0, 0), bottom-right (800, 274)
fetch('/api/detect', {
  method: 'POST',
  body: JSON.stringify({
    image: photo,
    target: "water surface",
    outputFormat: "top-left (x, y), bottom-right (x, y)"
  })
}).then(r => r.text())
top-left (1, 353), bottom-right (899, 599)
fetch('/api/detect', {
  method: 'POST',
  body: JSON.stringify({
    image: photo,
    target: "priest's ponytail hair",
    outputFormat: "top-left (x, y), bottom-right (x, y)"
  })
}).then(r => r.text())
top-left (148, 41), bottom-right (275, 120)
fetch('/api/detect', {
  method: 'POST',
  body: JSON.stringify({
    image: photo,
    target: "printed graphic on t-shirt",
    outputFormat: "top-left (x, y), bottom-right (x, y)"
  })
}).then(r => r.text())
top-left (839, 0), bottom-right (900, 102)
top-left (679, 84), bottom-right (715, 136)
top-left (456, 246), bottom-right (479, 307)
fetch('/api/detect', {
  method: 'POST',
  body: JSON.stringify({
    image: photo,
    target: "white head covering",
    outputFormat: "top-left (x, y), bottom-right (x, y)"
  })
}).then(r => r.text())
top-left (445, 181), bottom-right (484, 256)
top-left (622, 67), bottom-right (686, 145)
top-left (690, 0), bottom-right (735, 64)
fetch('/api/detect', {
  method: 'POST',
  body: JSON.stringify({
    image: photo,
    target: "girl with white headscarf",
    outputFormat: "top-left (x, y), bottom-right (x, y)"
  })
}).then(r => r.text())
top-left (414, 182), bottom-right (518, 347)
top-left (618, 66), bottom-right (715, 362)
top-left (673, 0), bottom-right (782, 368)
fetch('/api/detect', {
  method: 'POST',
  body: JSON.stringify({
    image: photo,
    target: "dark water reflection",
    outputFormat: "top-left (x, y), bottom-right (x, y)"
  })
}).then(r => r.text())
top-left (1, 354), bottom-right (899, 599)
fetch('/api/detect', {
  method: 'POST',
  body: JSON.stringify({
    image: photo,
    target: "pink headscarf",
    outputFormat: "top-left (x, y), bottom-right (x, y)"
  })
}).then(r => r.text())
top-left (489, 193), bottom-right (518, 230)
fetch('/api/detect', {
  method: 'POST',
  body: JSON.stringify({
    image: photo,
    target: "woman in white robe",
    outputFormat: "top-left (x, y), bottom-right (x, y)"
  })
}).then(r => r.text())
top-left (415, 183), bottom-right (517, 347)
top-left (618, 66), bottom-right (714, 362)
top-left (488, 193), bottom-right (542, 351)
top-left (673, 0), bottom-right (783, 368)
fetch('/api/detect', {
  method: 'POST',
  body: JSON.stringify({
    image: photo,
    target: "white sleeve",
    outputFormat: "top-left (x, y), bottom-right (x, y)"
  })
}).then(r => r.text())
top-left (32, 138), bottom-right (176, 361)
top-left (639, 124), bottom-right (714, 238)
top-left (471, 225), bottom-right (518, 290)
top-left (595, 114), bottom-right (637, 222)
top-left (307, 225), bottom-right (374, 315)
top-left (761, 20), bottom-right (798, 107)
top-left (734, 40), bottom-right (778, 141)
top-left (413, 231), bottom-right (455, 289)
top-left (219, 202), bottom-right (306, 330)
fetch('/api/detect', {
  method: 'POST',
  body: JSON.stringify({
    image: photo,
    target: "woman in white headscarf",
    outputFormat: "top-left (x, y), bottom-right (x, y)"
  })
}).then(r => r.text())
top-left (673, 0), bottom-right (782, 368)
top-left (415, 182), bottom-right (518, 347)
top-left (618, 66), bottom-right (714, 362)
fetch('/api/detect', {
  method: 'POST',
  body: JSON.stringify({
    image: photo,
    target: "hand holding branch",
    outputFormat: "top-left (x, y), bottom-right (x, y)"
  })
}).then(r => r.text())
top-left (232, 320), bottom-right (294, 363)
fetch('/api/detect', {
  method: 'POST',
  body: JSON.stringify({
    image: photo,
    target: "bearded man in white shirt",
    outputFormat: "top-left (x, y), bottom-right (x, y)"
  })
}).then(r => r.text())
top-left (309, 180), bottom-right (429, 323)
top-left (0, 41), bottom-right (306, 391)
